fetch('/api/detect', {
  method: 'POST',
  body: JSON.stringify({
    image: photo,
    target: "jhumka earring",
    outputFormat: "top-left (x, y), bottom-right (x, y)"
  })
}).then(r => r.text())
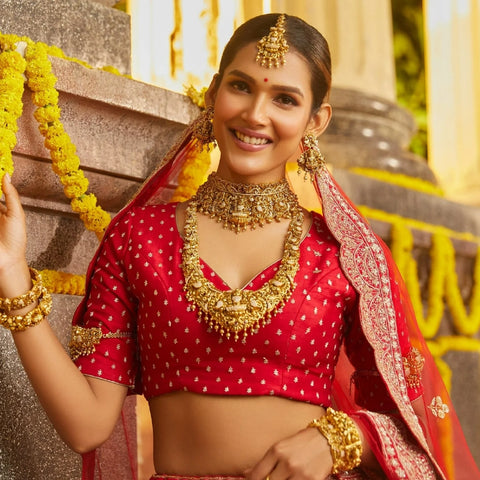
top-left (192, 105), bottom-right (216, 149)
top-left (256, 14), bottom-right (289, 68)
top-left (297, 133), bottom-right (326, 181)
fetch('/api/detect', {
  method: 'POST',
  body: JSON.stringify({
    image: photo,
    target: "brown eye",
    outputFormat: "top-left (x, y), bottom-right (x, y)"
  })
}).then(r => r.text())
top-left (275, 94), bottom-right (297, 106)
top-left (230, 80), bottom-right (250, 93)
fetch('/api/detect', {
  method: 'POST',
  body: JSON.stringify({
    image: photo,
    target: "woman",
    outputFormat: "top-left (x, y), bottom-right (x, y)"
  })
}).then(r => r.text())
top-left (0, 13), bottom-right (478, 480)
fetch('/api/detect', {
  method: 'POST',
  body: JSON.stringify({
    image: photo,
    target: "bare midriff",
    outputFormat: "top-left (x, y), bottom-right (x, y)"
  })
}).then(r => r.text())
top-left (149, 391), bottom-right (326, 476)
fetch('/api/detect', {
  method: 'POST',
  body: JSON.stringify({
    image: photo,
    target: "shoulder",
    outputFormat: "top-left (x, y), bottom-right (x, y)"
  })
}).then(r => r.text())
top-left (111, 203), bottom-right (177, 230)
top-left (308, 210), bottom-right (337, 244)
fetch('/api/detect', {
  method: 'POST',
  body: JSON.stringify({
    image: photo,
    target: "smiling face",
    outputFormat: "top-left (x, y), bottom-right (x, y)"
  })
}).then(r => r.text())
top-left (208, 42), bottom-right (331, 184)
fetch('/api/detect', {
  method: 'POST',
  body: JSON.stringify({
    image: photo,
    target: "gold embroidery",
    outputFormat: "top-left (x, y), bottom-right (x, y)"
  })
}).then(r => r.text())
top-left (315, 165), bottom-right (441, 472)
top-left (402, 346), bottom-right (425, 389)
top-left (361, 412), bottom-right (437, 479)
top-left (428, 396), bottom-right (450, 419)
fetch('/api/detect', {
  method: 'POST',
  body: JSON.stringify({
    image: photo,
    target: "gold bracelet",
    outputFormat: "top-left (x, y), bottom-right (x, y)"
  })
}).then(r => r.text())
top-left (0, 287), bottom-right (52, 332)
top-left (0, 268), bottom-right (44, 313)
top-left (308, 407), bottom-right (363, 474)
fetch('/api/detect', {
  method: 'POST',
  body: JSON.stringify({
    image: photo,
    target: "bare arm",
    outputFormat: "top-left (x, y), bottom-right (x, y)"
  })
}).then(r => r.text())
top-left (0, 174), bottom-right (127, 453)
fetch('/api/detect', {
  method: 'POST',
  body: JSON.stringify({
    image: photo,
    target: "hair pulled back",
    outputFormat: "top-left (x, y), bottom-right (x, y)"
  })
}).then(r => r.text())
top-left (217, 13), bottom-right (332, 112)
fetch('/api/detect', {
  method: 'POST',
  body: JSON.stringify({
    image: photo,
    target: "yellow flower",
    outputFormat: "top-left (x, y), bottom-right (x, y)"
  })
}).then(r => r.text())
top-left (38, 119), bottom-right (63, 137)
top-left (61, 171), bottom-right (89, 198)
top-left (44, 131), bottom-right (74, 153)
top-left (0, 50), bottom-right (27, 72)
top-left (32, 87), bottom-right (59, 107)
top-left (71, 194), bottom-right (97, 213)
top-left (40, 269), bottom-right (86, 296)
top-left (33, 104), bottom-right (61, 124)
top-left (0, 112), bottom-right (19, 132)
top-left (1, 129), bottom-right (17, 150)
top-left (27, 72), bottom-right (57, 92)
top-left (80, 206), bottom-right (111, 234)
top-left (51, 155), bottom-right (81, 176)
top-left (0, 76), bottom-right (23, 94)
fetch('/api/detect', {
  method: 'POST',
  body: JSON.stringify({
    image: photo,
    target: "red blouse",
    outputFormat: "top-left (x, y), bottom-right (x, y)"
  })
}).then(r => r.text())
top-left (74, 203), bottom-right (419, 407)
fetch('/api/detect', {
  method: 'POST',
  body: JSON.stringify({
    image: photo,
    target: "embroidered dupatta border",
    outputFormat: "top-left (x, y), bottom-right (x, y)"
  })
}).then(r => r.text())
top-left (314, 166), bottom-right (446, 479)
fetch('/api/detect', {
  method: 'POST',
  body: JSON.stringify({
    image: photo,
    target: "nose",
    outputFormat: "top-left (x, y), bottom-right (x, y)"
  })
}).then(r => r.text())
top-left (242, 95), bottom-right (268, 126)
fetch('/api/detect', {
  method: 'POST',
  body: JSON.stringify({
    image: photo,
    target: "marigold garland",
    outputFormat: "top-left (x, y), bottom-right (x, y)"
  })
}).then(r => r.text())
top-left (360, 206), bottom-right (480, 341)
top-left (39, 269), bottom-right (85, 296)
top-left (170, 85), bottom-right (212, 202)
top-left (350, 167), bottom-right (445, 197)
top-left (0, 32), bottom-right (114, 241)
top-left (0, 37), bottom-right (26, 181)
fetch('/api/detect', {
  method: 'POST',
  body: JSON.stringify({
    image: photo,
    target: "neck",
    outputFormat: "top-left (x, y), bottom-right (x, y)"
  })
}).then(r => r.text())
top-left (214, 165), bottom-right (287, 186)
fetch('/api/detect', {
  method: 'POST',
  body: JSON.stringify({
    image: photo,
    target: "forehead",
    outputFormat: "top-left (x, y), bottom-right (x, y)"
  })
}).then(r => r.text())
top-left (223, 42), bottom-right (312, 90)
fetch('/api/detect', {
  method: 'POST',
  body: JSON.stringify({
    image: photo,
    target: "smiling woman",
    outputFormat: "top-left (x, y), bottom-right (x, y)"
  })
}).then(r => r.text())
top-left (0, 12), bottom-right (479, 480)
top-left (208, 43), bottom-right (330, 184)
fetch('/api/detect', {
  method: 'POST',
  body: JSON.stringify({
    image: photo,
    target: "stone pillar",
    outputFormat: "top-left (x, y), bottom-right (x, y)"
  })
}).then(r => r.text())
top-left (270, 0), bottom-right (396, 101)
top-left (424, 0), bottom-right (480, 206)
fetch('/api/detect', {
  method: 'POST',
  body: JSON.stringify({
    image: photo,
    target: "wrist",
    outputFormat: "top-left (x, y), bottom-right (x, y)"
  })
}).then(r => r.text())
top-left (0, 261), bottom-right (32, 299)
top-left (307, 407), bottom-right (363, 475)
top-left (0, 268), bottom-right (52, 332)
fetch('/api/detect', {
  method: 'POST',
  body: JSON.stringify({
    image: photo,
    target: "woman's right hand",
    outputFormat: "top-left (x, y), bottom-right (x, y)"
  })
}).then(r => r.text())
top-left (0, 173), bottom-right (31, 296)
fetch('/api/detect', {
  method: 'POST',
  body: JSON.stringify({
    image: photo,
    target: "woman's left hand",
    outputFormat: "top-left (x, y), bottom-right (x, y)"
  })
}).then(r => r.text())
top-left (245, 427), bottom-right (333, 480)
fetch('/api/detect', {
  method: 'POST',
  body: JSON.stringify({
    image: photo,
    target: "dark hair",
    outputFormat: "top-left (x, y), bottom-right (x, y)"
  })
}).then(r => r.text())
top-left (217, 13), bottom-right (332, 112)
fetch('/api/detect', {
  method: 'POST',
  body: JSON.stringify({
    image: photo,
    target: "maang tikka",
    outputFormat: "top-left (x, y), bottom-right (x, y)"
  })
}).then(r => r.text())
top-left (256, 14), bottom-right (289, 68)
top-left (192, 105), bottom-right (216, 149)
top-left (297, 133), bottom-right (326, 181)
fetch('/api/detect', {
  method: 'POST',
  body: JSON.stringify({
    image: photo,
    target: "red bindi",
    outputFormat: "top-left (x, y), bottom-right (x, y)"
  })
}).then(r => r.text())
top-left (264, 78), bottom-right (268, 82)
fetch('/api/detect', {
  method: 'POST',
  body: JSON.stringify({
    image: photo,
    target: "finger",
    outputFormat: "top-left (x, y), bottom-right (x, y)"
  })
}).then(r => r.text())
top-left (246, 450), bottom-right (279, 480)
top-left (2, 173), bottom-right (24, 218)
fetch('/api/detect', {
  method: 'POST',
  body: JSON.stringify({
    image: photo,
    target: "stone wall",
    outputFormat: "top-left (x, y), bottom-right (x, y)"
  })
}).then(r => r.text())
top-left (0, 0), bottom-right (131, 73)
top-left (0, 55), bottom-right (198, 479)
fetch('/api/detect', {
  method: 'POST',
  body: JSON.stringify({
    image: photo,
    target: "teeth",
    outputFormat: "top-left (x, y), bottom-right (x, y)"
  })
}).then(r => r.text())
top-left (235, 131), bottom-right (269, 145)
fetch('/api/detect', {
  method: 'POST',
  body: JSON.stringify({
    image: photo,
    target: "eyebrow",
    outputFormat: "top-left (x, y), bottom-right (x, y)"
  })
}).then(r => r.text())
top-left (226, 69), bottom-right (305, 98)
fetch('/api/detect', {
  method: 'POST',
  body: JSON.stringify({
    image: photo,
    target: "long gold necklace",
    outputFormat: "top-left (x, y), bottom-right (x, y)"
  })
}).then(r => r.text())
top-left (181, 186), bottom-right (304, 341)
top-left (194, 173), bottom-right (301, 233)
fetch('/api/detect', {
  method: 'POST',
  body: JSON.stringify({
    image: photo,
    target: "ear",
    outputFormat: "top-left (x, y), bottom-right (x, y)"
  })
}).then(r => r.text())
top-left (305, 103), bottom-right (332, 137)
top-left (205, 74), bottom-right (219, 108)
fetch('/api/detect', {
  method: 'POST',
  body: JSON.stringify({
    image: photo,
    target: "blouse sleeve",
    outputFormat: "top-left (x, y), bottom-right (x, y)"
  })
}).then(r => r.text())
top-left (72, 212), bottom-right (139, 391)
top-left (344, 295), bottom-right (424, 412)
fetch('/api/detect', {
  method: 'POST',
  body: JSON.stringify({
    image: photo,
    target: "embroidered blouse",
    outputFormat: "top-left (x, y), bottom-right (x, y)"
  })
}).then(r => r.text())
top-left (74, 203), bottom-right (421, 408)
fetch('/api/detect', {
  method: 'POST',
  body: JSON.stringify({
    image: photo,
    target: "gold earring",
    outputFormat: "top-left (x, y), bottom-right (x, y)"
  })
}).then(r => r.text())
top-left (192, 105), bottom-right (216, 149)
top-left (297, 133), bottom-right (326, 181)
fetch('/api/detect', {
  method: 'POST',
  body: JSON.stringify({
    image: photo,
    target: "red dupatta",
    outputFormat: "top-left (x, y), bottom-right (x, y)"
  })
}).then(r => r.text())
top-left (75, 117), bottom-right (480, 479)
top-left (315, 166), bottom-right (480, 479)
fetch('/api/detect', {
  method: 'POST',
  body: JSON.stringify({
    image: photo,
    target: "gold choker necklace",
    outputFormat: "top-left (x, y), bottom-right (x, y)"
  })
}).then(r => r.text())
top-left (193, 173), bottom-right (300, 233)
top-left (181, 200), bottom-right (304, 341)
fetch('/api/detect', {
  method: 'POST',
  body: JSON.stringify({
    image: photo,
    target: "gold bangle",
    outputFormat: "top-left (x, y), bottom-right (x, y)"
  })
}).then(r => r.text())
top-left (308, 408), bottom-right (363, 474)
top-left (0, 287), bottom-right (52, 332)
top-left (0, 268), bottom-right (44, 313)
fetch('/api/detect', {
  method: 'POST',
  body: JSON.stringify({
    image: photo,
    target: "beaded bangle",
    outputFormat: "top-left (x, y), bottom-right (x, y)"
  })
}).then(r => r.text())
top-left (308, 407), bottom-right (363, 474)
top-left (0, 286), bottom-right (52, 332)
top-left (0, 268), bottom-right (44, 313)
